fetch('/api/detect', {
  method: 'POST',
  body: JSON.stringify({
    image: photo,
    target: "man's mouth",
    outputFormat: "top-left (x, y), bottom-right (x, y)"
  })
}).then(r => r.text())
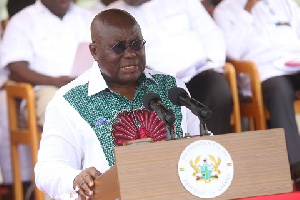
top-left (121, 65), bottom-right (138, 70)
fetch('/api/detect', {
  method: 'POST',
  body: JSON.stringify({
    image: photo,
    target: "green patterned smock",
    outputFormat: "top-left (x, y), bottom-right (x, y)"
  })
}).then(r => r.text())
top-left (63, 71), bottom-right (183, 166)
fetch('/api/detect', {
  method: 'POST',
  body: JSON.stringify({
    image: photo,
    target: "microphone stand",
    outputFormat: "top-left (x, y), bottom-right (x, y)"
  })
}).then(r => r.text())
top-left (199, 119), bottom-right (213, 136)
top-left (165, 114), bottom-right (176, 141)
top-left (166, 123), bottom-right (176, 140)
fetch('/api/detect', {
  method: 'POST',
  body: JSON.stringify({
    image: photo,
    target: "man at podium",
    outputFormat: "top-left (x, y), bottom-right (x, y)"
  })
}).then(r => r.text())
top-left (35, 9), bottom-right (201, 199)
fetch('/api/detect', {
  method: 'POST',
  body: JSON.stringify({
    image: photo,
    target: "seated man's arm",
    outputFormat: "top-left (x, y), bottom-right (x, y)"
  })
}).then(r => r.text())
top-left (8, 61), bottom-right (74, 87)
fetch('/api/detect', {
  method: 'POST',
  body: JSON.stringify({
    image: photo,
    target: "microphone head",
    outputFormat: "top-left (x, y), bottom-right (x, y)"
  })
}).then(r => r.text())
top-left (168, 87), bottom-right (188, 106)
top-left (142, 92), bottom-right (161, 110)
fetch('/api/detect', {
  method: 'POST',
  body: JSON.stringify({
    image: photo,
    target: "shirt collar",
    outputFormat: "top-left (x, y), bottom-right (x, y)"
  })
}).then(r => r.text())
top-left (35, 0), bottom-right (48, 13)
top-left (87, 61), bottom-right (157, 96)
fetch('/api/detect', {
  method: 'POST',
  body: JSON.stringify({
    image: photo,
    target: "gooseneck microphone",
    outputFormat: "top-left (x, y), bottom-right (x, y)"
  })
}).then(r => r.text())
top-left (143, 92), bottom-right (176, 140)
top-left (168, 87), bottom-right (212, 120)
top-left (142, 92), bottom-right (176, 125)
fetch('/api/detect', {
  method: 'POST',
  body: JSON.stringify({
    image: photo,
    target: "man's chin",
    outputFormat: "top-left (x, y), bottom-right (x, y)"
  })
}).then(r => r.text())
top-left (123, 70), bottom-right (143, 79)
top-left (120, 74), bottom-right (141, 84)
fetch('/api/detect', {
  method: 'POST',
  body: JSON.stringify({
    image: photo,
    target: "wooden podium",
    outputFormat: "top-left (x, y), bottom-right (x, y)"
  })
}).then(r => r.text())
top-left (94, 128), bottom-right (293, 200)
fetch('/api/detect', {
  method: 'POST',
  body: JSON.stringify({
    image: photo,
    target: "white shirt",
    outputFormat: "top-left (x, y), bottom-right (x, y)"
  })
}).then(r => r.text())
top-left (0, 0), bottom-right (93, 79)
top-left (89, 1), bottom-right (108, 16)
top-left (214, 0), bottom-right (300, 81)
top-left (109, 0), bottom-right (226, 83)
top-left (35, 62), bottom-right (200, 199)
top-left (0, 31), bottom-right (7, 88)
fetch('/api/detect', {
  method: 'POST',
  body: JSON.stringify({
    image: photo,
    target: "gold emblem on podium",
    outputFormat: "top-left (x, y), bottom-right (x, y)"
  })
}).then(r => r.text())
top-left (178, 140), bottom-right (234, 198)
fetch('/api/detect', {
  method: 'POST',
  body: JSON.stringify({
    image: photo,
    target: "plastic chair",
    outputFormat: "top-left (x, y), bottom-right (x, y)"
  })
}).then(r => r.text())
top-left (229, 60), bottom-right (266, 131)
top-left (1, 19), bottom-right (8, 37)
top-left (224, 63), bottom-right (242, 133)
top-left (230, 59), bottom-right (300, 130)
top-left (1, 20), bottom-right (8, 29)
top-left (294, 99), bottom-right (300, 114)
top-left (5, 82), bottom-right (43, 200)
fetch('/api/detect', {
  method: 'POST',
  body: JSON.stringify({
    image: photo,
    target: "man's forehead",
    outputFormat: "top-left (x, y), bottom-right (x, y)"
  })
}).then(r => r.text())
top-left (94, 25), bottom-right (142, 44)
top-left (98, 23), bottom-right (141, 36)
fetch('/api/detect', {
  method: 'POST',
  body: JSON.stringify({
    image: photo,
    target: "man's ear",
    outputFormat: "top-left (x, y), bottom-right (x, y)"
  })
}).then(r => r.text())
top-left (89, 43), bottom-right (98, 60)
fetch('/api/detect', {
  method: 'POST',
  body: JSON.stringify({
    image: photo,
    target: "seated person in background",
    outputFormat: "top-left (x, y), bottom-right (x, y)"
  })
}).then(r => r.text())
top-left (0, 0), bottom-right (93, 126)
top-left (34, 9), bottom-right (200, 199)
top-left (0, 0), bottom-right (93, 191)
top-left (108, 0), bottom-right (233, 135)
top-left (214, 0), bottom-right (300, 189)
top-left (76, 0), bottom-right (117, 15)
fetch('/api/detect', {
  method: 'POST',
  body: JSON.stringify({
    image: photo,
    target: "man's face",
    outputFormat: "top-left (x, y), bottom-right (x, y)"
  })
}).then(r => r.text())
top-left (123, 0), bottom-right (151, 6)
top-left (90, 24), bottom-right (146, 86)
top-left (41, 0), bottom-right (71, 19)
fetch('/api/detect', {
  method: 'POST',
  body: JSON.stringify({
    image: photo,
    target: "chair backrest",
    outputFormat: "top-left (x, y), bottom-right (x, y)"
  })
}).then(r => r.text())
top-left (1, 19), bottom-right (8, 37)
top-left (223, 63), bottom-right (242, 133)
top-left (5, 82), bottom-right (43, 200)
top-left (294, 99), bottom-right (300, 114)
top-left (231, 59), bottom-right (300, 131)
top-left (230, 60), bottom-right (267, 131)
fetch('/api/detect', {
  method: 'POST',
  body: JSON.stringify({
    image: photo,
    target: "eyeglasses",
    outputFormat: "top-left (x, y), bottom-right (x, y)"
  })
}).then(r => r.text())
top-left (93, 39), bottom-right (146, 55)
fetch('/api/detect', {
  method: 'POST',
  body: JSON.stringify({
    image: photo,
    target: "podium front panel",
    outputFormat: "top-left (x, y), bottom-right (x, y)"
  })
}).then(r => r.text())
top-left (95, 128), bottom-right (292, 200)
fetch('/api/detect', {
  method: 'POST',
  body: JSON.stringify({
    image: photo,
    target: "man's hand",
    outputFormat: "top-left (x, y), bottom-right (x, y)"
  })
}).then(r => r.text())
top-left (73, 167), bottom-right (102, 200)
top-left (245, 0), bottom-right (261, 13)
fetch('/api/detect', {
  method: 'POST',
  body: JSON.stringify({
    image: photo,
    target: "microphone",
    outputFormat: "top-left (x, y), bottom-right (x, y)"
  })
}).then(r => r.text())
top-left (168, 87), bottom-right (212, 120)
top-left (142, 92), bottom-right (176, 126)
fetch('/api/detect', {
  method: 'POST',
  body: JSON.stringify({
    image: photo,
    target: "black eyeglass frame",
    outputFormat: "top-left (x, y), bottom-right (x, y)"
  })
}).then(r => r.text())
top-left (92, 39), bottom-right (146, 55)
